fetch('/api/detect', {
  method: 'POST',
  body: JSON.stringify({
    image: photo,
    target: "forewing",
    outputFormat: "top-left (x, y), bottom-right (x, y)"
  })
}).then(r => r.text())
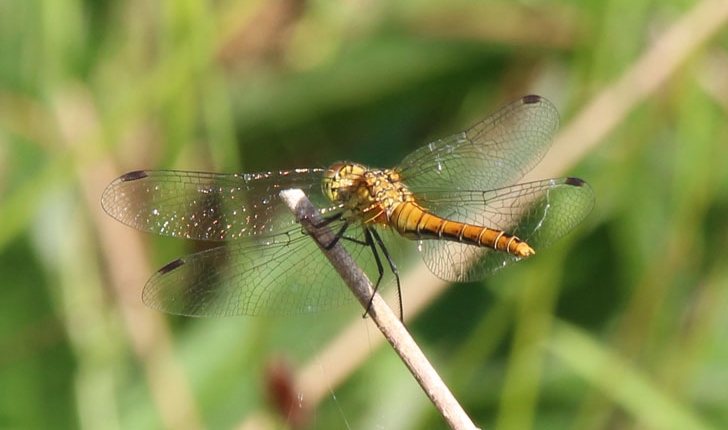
top-left (417, 178), bottom-right (594, 282)
top-left (101, 169), bottom-right (333, 241)
top-left (142, 220), bottom-right (393, 317)
top-left (397, 95), bottom-right (559, 193)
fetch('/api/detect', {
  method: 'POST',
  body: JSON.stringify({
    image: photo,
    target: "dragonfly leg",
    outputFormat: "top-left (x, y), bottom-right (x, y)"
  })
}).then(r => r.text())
top-left (365, 228), bottom-right (404, 322)
top-left (323, 221), bottom-right (370, 249)
top-left (311, 212), bottom-right (343, 228)
top-left (361, 227), bottom-right (385, 319)
top-left (310, 213), bottom-right (351, 249)
top-left (321, 221), bottom-right (348, 249)
top-left (311, 215), bottom-right (403, 321)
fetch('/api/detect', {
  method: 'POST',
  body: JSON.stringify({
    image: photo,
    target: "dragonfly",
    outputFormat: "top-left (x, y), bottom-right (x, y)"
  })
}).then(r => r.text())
top-left (102, 95), bottom-right (594, 318)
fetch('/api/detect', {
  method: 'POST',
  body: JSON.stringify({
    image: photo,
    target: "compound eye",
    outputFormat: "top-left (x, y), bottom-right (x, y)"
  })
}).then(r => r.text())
top-left (322, 163), bottom-right (346, 202)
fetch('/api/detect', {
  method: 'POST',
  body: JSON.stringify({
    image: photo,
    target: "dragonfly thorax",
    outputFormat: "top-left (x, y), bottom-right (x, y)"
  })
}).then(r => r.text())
top-left (322, 162), bottom-right (414, 225)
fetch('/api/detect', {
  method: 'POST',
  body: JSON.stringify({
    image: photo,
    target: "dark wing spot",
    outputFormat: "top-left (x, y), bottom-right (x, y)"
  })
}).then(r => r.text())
top-left (157, 258), bottom-right (185, 275)
top-left (120, 170), bottom-right (149, 182)
top-left (565, 177), bottom-right (587, 187)
top-left (522, 94), bottom-right (543, 104)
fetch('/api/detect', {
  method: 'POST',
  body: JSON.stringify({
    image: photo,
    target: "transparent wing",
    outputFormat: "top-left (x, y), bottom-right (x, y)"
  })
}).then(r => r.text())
top-left (102, 95), bottom-right (588, 316)
top-left (101, 169), bottom-right (334, 241)
top-left (397, 95), bottom-right (559, 193)
top-left (416, 178), bottom-right (594, 282)
top-left (142, 219), bottom-right (398, 317)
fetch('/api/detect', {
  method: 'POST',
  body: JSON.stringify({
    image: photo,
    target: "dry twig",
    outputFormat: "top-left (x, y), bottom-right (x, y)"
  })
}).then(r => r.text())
top-left (280, 189), bottom-right (479, 430)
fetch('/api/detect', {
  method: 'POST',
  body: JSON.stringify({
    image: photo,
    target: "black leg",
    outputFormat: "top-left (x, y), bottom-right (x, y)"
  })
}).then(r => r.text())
top-left (311, 211), bottom-right (343, 228)
top-left (310, 214), bottom-right (403, 322)
top-left (310, 213), bottom-right (370, 249)
top-left (370, 228), bottom-right (403, 322)
top-left (361, 227), bottom-right (386, 319)
top-left (321, 220), bottom-right (349, 249)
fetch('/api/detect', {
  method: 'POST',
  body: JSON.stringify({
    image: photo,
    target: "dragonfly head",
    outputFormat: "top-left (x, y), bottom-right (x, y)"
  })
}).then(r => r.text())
top-left (322, 162), bottom-right (367, 205)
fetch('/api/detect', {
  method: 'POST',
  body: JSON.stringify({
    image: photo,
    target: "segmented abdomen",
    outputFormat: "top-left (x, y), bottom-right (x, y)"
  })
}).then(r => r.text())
top-left (390, 201), bottom-right (535, 257)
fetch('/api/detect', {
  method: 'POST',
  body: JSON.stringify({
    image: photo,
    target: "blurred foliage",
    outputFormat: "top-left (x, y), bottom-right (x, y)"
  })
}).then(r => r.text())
top-left (1, 0), bottom-right (728, 429)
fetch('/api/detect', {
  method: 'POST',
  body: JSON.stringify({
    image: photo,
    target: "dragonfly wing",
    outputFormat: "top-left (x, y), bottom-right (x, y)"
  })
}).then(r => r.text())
top-left (142, 220), bottom-right (391, 317)
top-left (397, 95), bottom-right (559, 193)
top-left (101, 169), bottom-right (334, 241)
top-left (416, 178), bottom-right (594, 282)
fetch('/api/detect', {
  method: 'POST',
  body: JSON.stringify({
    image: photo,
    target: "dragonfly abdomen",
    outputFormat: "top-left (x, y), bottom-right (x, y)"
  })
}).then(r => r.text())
top-left (391, 201), bottom-right (535, 257)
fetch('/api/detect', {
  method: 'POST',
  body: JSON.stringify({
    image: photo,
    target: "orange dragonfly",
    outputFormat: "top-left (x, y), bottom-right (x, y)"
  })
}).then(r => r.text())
top-left (102, 95), bottom-right (594, 317)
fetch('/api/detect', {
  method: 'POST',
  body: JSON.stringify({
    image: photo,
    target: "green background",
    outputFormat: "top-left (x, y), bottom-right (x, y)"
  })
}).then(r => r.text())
top-left (2, 0), bottom-right (728, 428)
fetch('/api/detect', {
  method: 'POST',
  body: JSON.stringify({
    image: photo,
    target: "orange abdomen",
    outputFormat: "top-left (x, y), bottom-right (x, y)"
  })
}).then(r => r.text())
top-left (390, 202), bottom-right (535, 257)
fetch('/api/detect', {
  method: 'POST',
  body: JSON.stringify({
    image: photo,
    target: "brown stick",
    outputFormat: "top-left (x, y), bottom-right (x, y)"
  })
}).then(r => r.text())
top-left (279, 189), bottom-right (479, 430)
